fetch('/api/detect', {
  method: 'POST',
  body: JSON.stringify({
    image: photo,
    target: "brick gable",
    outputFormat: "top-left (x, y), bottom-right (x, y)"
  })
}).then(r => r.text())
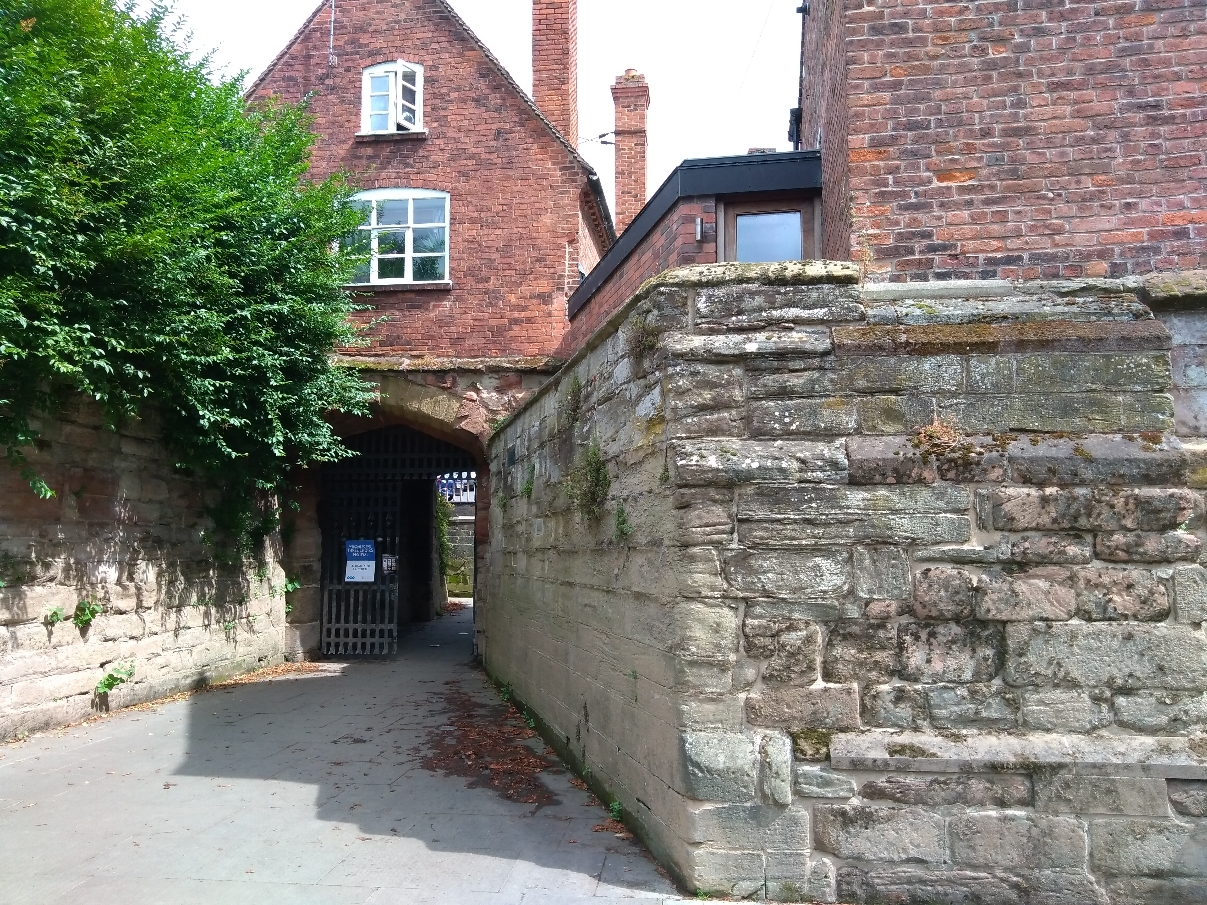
top-left (251, 0), bottom-right (613, 358)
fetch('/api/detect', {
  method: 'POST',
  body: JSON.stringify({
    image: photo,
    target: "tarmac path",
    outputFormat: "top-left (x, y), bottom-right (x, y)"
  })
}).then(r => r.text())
top-left (0, 605), bottom-right (685, 904)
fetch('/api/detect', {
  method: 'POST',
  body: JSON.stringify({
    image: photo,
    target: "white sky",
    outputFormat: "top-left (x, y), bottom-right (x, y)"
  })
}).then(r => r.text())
top-left (164, 0), bottom-right (804, 214)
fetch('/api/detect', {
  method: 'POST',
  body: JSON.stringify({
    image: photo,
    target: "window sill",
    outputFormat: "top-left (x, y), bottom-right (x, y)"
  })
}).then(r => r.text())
top-left (348, 281), bottom-right (453, 292)
top-left (354, 130), bottom-right (429, 143)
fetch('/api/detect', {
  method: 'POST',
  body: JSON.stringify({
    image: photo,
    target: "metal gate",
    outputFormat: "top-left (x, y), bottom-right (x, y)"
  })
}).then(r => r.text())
top-left (320, 425), bottom-right (476, 657)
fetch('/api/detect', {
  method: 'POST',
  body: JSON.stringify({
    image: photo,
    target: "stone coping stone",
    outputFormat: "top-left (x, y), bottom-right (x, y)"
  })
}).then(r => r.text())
top-left (336, 354), bottom-right (564, 373)
top-left (829, 731), bottom-right (1207, 779)
top-left (639, 260), bottom-right (861, 294)
top-left (1137, 270), bottom-right (1207, 310)
top-left (865, 296), bottom-right (1150, 327)
top-left (833, 321), bottom-right (1172, 357)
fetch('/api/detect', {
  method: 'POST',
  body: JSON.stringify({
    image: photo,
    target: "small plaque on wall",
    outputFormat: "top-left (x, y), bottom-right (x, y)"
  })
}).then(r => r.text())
top-left (381, 554), bottom-right (398, 575)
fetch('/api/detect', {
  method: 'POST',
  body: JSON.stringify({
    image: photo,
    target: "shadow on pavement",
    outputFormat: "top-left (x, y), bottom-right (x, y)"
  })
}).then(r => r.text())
top-left (161, 605), bottom-right (681, 902)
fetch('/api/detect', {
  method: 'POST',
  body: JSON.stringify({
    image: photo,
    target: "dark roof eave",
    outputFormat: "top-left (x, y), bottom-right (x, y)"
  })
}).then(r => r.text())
top-left (567, 150), bottom-right (822, 318)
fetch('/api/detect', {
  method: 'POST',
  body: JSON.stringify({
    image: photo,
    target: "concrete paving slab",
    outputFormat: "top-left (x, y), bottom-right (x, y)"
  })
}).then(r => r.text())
top-left (39, 876), bottom-right (376, 905)
top-left (0, 606), bottom-right (686, 904)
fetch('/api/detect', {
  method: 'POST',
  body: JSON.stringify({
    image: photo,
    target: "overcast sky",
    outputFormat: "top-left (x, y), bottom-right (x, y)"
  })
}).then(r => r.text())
top-left (162, 0), bottom-right (804, 213)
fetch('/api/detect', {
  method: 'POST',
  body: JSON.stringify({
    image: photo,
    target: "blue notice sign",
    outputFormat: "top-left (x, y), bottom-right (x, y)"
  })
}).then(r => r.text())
top-left (345, 540), bottom-right (376, 583)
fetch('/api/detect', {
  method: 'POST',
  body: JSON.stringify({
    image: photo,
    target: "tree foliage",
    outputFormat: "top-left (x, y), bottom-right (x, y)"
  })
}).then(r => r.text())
top-left (0, 1), bottom-right (373, 547)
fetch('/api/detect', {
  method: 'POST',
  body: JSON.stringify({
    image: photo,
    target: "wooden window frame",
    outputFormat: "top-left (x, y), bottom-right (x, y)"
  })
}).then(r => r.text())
top-left (346, 189), bottom-right (450, 286)
top-left (360, 61), bottom-right (424, 135)
top-left (718, 197), bottom-right (822, 263)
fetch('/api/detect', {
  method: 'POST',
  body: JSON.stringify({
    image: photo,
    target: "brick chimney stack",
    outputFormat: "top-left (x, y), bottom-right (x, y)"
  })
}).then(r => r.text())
top-left (611, 69), bottom-right (650, 235)
top-left (532, 0), bottom-right (578, 147)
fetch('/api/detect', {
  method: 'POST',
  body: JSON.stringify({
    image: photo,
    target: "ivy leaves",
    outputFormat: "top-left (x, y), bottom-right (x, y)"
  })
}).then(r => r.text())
top-left (0, 1), bottom-right (373, 545)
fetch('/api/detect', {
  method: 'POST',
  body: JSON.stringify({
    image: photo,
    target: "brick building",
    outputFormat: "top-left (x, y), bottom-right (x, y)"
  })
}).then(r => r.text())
top-left (249, 0), bottom-right (626, 656)
top-left (802, 0), bottom-right (1207, 282)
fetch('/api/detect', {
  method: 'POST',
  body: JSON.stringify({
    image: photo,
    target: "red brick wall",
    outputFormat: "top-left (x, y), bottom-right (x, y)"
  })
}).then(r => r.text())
top-left (803, 0), bottom-right (853, 261)
top-left (611, 72), bottom-right (651, 235)
top-left (533, 0), bottom-right (578, 147)
top-left (557, 199), bottom-right (717, 357)
top-left (252, 0), bottom-right (605, 357)
top-left (844, 0), bottom-right (1207, 281)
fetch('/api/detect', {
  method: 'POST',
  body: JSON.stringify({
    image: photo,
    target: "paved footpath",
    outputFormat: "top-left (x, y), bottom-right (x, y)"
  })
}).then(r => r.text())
top-left (0, 606), bottom-right (686, 905)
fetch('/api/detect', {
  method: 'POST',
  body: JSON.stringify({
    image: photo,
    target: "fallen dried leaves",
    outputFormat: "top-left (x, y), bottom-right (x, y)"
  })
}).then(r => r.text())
top-left (415, 680), bottom-right (558, 806)
top-left (592, 818), bottom-right (633, 840)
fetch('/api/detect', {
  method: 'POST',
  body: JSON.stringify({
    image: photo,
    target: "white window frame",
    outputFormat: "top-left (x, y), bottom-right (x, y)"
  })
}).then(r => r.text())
top-left (360, 60), bottom-right (424, 134)
top-left (346, 188), bottom-right (450, 286)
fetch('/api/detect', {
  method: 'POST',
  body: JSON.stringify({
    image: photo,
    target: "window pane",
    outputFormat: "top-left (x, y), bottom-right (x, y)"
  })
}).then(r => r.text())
top-left (735, 211), bottom-right (802, 263)
top-left (370, 75), bottom-right (390, 93)
top-left (413, 227), bottom-right (446, 254)
top-left (350, 201), bottom-right (372, 228)
top-left (369, 113), bottom-right (389, 132)
top-left (400, 70), bottom-right (417, 86)
top-left (350, 261), bottom-right (371, 284)
top-left (413, 198), bottom-right (446, 224)
top-left (399, 109), bottom-right (417, 127)
top-left (413, 256), bottom-right (445, 281)
top-left (370, 95), bottom-right (390, 113)
top-left (377, 230), bottom-right (407, 255)
top-left (401, 86), bottom-right (417, 105)
top-left (378, 200), bottom-right (409, 226)
top-left (378, 257), bottom-right (407, 280)
top-left (343, 229), bottom-right (372, 255)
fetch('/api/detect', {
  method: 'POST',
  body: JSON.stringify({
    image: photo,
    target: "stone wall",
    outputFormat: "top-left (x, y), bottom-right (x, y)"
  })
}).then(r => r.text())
top-left (483, 262), bottom-right (1207, 903)
top-left (1, 403), bottom-right (286, 741)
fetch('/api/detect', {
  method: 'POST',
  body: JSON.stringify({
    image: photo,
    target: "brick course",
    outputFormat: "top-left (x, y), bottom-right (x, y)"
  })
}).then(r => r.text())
top-left (251, 0), bottom-right (609, 358)
top-left (834, 0), bottom-right (1207, 281)
top-left (556, 199), bottom-right (717, 357)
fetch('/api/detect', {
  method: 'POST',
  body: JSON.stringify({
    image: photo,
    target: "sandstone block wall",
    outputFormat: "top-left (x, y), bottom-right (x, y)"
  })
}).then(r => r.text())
top-left (484, 262), bottom-right (1207, 903)
top-left (0, 403), bottom-right (286, 740)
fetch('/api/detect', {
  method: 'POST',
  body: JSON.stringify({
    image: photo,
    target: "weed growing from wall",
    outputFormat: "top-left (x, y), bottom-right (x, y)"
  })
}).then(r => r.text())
top-left (613, 504), bottom-right (633, 542)
top-left (44, 606), bottom-right (65, 627)
top-left (563, 374), bottom-right (584, 428)
top-left (72, 598), bottom-right (104, 630)
top-left (522, 464), bottom-right (535, 499)
top-left (566, 441), bottom-right (610, 521)
top-left (96, 661), bottom-right (134, 695)
top-left (436, 491), bottom-right (454, 575)
top-left (626, 314), bottom-right (662, 365)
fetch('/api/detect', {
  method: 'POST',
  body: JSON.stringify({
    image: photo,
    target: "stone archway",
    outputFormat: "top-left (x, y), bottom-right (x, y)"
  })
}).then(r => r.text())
top-left (280, 364), bottom-right (555, 659)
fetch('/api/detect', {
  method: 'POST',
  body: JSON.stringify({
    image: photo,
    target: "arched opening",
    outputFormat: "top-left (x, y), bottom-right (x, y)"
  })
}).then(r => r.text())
top-left (317, 425), bottom-right (476, 657)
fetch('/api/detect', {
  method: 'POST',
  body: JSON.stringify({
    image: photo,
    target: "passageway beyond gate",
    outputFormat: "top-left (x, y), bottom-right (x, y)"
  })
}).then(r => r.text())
top-left (0, 607), bottom-right (684, 904)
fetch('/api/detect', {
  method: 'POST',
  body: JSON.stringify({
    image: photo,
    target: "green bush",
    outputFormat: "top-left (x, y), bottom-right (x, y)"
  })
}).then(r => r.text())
top-left (0, 1), bottom-right (373, 543)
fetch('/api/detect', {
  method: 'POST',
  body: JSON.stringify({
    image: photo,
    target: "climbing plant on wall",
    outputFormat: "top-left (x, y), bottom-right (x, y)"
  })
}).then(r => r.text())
top-left (0, 0), bottom-right (373, 550)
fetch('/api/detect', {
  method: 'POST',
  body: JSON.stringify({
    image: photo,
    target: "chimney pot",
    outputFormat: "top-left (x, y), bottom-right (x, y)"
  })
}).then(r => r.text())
top-left (611, 70), bottom-right (651, 235)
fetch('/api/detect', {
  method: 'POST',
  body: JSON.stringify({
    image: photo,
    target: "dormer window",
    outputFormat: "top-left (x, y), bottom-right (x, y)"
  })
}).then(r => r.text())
top-left (361, 61), bottom-right (423, 134)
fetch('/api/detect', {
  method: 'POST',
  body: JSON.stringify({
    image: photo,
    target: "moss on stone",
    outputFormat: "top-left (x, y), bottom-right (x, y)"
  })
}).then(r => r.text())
top-left (886, 742), bottom-right (937, 758)
top-left (633, 260), bottom-right (861, 303)
top-left (790, 728), bottom-right (832, 761)
top-left (1139, 269), bottom-right (1207, 309)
